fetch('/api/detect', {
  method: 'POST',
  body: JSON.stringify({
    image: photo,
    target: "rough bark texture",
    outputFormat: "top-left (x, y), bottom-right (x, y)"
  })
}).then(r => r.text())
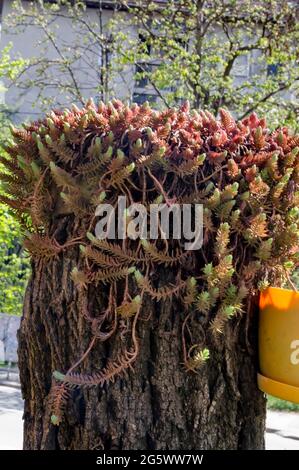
top-left (18, 216), bottom-right (266, 450)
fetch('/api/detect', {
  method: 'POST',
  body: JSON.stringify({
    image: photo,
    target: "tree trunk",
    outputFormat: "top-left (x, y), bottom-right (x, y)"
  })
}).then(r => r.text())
top-left (18, 218), bottom-right (266, 451)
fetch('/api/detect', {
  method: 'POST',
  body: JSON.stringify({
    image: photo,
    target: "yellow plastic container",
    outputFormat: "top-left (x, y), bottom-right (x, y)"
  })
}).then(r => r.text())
top-left (258, 286), bottom-right (299, 403)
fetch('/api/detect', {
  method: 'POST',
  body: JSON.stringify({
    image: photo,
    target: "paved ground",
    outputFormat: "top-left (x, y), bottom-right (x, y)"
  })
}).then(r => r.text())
top-left (0, 384), bottom-right (298, 450)
top-left (0, 385), bottom-right (23, 450)
top-left (266, 410), bottom-right (299, 450)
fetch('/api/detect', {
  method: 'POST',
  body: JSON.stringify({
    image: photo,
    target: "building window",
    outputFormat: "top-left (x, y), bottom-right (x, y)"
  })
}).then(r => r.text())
top-left (233, 54), bottom-right (250, 78)
top-left (132, 93), bottom-right (158, 105)
top-left (135, 63), bottom-right (154, 88)
top-left (133, 32), bottom-right (180, 105)
top-left (133, 33), bottom-right (160, 104)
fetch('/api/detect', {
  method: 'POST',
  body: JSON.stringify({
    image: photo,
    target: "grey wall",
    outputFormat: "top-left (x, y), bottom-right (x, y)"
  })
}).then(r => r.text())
top-left (0, 0), bottom-right (136, 121)
top-left (0, 2), bottom-right (296, 122)
top-left (0, 313), bottom-right (20, 363)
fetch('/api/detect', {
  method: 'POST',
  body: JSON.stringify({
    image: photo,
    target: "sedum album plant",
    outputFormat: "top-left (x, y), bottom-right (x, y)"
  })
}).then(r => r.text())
top-left (0, 100), bottom-right (298, 425)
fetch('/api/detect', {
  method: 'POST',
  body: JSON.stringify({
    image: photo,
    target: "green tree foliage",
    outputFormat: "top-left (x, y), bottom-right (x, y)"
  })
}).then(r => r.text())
top-left (292, 269), bottom-right (299, 288)
top-left (0, 204), bottom-right (30, 315)
top-left (3, 0), bottom-right (125, 108)
top-left (0, 129), bottom-right (30, 316)
top-left (0, 40), bottom-right (31, 316)
top-left (0, 122), bottom-right (30, 316)
top-left (2, 1), bottom-right (298, 129)
top-left (115, 0), bottom-right (299, 129)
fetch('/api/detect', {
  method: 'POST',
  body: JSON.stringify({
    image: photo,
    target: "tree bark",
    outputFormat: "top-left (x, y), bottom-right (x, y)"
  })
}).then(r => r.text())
top-left (18, 216), bottom-right (266, 450)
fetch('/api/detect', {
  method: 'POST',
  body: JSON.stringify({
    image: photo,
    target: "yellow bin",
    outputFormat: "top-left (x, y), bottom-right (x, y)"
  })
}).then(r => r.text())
top-left (258, 286), bottom-right (299, 403)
